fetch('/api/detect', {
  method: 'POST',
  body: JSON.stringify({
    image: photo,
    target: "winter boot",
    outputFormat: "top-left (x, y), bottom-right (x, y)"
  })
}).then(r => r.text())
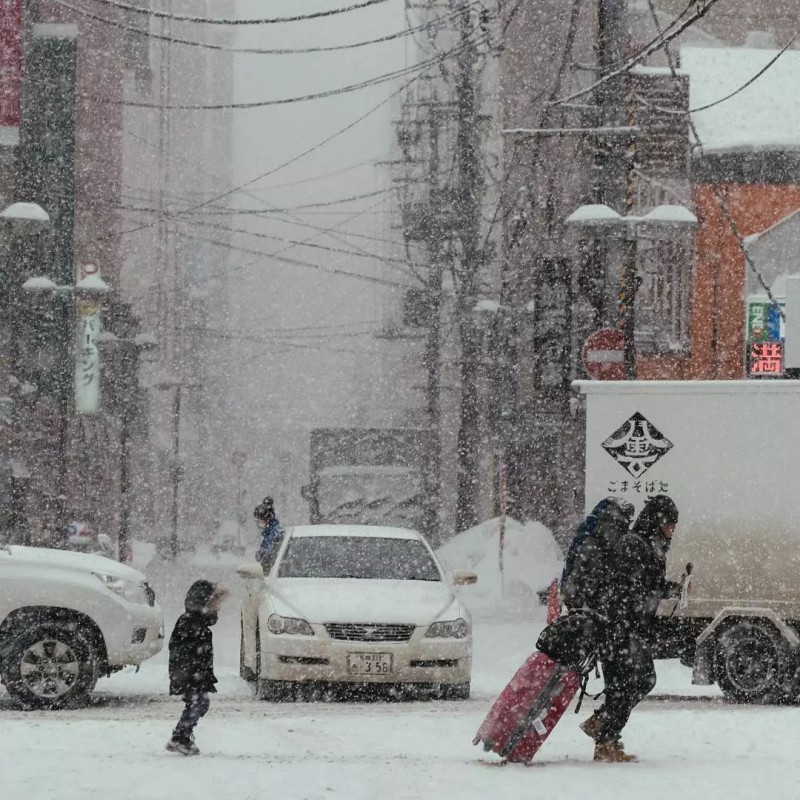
top-left (593, 741), bottom-right (638, 763)
top-left (165, 738), bottom-right (196, 756)
top-left (579, 714), bottom-right (602, 741)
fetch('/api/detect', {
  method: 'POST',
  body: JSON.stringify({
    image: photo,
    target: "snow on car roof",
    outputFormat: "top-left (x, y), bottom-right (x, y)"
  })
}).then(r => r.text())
top-left (288, 524), bottom-right (422, 541)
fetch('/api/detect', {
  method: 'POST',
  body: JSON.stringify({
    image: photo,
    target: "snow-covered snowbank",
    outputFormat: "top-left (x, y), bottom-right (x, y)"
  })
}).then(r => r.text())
top-left (436, 517), bottom-right (563, 621)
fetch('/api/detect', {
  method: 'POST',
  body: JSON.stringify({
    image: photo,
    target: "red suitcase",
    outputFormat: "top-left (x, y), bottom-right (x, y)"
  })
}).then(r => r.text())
top-left (473, 651), bottom-right (581, 763)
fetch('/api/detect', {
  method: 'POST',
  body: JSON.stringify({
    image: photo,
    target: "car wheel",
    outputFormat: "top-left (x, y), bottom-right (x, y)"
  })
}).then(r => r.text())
top-left (2, 623), bottom-right (99, 710)
top-left (716, 620), bottom-right (791, 704)
top-left (440, 682), bottom-right (471, 701)
top-left (257, 679), bottom-right (297, 702)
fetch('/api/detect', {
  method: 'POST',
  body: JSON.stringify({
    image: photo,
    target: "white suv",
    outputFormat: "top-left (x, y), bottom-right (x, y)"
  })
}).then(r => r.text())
top-left (0, 545), bottom-right (164, 709)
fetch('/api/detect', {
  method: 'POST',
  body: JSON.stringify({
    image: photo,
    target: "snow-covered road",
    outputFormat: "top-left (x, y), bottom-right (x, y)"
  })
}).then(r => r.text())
top-left (2, 553), bottom-right (797, 799)
top-left (2, 678), bottom-right (798, 800)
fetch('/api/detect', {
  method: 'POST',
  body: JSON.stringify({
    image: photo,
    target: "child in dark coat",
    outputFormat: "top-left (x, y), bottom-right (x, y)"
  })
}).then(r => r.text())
top-left (166, 580), bottom-right (229, 756)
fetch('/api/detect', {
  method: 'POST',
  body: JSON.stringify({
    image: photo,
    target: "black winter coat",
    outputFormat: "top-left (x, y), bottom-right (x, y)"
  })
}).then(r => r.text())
top-left (168, 580), bottom-right (220, 696)
top-left (613, 530), bottom-right (680, 637)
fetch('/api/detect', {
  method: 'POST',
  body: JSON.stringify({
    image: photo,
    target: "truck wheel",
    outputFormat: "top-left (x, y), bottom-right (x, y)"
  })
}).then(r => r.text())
top-left (2, 623), bottom-right (99, 710)
top-left (716, 620), bottom-right (791, 704)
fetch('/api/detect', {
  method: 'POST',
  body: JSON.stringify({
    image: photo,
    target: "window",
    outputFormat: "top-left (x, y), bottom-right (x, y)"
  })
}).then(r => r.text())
top-left (278, 536), bottom-right (441, 582)
top-left (637, 240), bottom-right (692, 352)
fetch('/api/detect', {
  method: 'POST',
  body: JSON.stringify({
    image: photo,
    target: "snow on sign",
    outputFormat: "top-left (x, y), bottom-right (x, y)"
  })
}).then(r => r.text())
top-left (601, 412), bottom-right (673, 478)
top-left (582, 328), bottom-right (624, 380)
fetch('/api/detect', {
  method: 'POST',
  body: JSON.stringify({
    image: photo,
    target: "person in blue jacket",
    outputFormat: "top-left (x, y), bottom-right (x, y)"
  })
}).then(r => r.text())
top-left (254, 496), bottom-right (284, 570)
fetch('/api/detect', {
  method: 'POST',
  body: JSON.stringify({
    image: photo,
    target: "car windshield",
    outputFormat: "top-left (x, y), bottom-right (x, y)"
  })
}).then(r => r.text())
top-left (277, 536), bottom-right (441, 581)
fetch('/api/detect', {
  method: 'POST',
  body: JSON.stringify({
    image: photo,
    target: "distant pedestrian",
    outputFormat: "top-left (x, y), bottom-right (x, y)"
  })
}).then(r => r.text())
top-left (166, 580), bottom-right (229, 756)
top-left (254, 496), bottom-right (285, 571)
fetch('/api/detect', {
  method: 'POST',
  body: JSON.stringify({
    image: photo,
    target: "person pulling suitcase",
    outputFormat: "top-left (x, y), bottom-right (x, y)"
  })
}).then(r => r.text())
top-left (564, 495), bottom-right (682, 763)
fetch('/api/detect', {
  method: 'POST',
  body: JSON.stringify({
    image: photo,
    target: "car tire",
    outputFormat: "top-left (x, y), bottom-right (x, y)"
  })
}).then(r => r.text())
top-left (716, 619), bottom-right (792, 704)
top-left (2, 622), bottom-right (99, 710)
top-left (257, 679), bottom-right (297, 702)
top-left (440, 682), bottom-right (471, 701)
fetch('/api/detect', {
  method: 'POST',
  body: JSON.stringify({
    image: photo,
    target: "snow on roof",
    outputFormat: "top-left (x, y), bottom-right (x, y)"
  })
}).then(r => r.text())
top-left (288, 524), bottom-right (421, 540)
top-left (681, 46), bottom-right (800, 153)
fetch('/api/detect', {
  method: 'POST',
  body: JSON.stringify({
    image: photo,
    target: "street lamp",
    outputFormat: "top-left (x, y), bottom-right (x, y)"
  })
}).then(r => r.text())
top-left (566, 203), bottom-right (697, 379)
top-left (97, 330), bottom-right (156, 562)
top-left (1, 201), bottom-right (50, 233)
top-left (153, 375), bottom-right (201, 561)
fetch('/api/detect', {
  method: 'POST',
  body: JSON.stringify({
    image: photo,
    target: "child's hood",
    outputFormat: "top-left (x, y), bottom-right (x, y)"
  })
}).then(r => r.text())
top-left (184, 580), bottom-right (217, 613)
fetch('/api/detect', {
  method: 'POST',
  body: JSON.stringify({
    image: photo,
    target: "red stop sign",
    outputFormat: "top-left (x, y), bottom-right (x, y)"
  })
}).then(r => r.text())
top-left (583, 328), bottom-right (625, 380)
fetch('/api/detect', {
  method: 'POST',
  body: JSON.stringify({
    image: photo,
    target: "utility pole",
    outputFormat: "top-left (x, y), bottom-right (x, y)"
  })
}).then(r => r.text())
top-left (453, 0), bottom-right (483, 533)
top-left (424, 105), bottom-right (443, 543)
top-left (597, 0), bottom-right (640, 377)
top-left (596, 0), bottom-right (630, 211)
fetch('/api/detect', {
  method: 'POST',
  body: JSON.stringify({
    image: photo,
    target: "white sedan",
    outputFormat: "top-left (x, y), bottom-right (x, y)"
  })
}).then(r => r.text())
top-left (238, 525), bottom-right (476, 700)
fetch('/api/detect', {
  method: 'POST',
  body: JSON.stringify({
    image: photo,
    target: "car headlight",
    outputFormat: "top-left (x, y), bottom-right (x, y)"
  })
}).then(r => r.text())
top-left (267, 614), bottom-right (314, 636)
top-left (425, 618), bottom-right (469, 639)
top-left (94, 573), bottom-right (149, 605)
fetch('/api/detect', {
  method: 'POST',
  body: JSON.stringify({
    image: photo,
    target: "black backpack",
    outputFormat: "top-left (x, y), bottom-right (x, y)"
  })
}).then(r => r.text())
top-left (560, 497), bottom-right (633, 589)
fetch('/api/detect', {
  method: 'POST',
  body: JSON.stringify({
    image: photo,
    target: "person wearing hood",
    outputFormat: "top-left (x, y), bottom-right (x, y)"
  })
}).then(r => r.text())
top-left (166, 580), bottom-right (229, 756)
top-left (580, 494), bottom-right (681, 763)
top-left (254, 496), bottom-right (285, 571)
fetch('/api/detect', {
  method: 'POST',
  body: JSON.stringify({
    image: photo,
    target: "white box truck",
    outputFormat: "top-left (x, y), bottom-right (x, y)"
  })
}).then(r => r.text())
top-left (577, 379), bottom-right (800, 703)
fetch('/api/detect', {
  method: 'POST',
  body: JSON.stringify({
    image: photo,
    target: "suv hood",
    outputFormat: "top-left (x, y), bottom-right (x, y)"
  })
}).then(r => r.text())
top-left (6, 545), bottom-right (147, 583)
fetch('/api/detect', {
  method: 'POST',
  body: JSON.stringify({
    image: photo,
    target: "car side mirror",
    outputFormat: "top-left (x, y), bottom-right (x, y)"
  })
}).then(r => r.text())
top-left (237, 563), bottom-right (264, 580)
top-left (453, 569), bottom-right (478, 586)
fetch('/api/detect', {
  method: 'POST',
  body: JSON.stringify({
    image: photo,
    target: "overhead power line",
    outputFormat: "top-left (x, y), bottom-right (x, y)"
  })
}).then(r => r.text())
top-left (117, 202), bottom-right (427, 273)
top-left (52, 0), bottom-right (476, 55)
top-left (121, 186), bottom-right (403, 215)
top-left (635, 33), bottom-right (798, 116)
top-left (107, 73), bottom-right (418, 242)
top-left (547, 0), bottom-right (723, 108)
top-left (173, 228), bottom-right (410, 289)
top-left (84, 0), bottom-right (390, 25)
top-left (82, 32), bottom-right (489, 110)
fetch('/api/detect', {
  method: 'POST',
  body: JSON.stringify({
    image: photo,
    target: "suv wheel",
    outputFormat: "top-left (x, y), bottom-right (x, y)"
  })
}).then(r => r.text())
top-left (2, 623), bottom-right (99, 709)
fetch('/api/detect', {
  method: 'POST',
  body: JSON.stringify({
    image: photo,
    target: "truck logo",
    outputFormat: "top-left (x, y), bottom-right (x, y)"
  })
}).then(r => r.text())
top-left (601, 412), bottom-right (673, 477)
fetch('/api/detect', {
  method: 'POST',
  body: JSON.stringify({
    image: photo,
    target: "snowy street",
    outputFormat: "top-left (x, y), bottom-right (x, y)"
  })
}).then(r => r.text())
top-left (5, 690), bottom-right (800, 800)
top-left (2, 551), bottom-right (797, 800)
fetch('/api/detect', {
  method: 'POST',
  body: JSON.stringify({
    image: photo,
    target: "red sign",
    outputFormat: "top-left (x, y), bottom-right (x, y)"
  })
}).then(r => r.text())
top-left (0, 0), bottom-right (21, 127)
top-left (583, 328), bottom-right (625, 380)
top-left (748, 341), bottom-right (784, 377)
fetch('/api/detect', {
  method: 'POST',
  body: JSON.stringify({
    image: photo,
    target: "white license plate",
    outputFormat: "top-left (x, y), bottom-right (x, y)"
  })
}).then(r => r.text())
top-left (347, 653), bottom-right (393, 675)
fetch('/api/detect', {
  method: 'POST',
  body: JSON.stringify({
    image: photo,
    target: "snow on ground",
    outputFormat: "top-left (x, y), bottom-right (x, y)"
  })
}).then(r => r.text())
top-left (2, 540), bottom-right (787, 800)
